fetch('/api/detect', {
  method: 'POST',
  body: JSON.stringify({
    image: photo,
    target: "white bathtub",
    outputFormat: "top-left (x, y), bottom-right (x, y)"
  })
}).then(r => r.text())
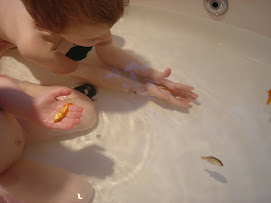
top-left (1, 0), bottom-right (271, 202)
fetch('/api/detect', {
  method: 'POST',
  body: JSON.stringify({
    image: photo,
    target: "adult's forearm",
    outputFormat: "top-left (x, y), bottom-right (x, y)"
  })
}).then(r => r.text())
top-left (0, 76), bottom-right (32, 119)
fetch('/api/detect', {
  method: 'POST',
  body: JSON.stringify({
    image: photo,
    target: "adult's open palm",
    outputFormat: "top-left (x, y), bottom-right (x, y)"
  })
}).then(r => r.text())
top-left (30, 88), bottom-right (83, 129)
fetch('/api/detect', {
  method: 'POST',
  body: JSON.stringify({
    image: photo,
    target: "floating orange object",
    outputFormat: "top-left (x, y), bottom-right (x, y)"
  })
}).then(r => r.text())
top-left (159, 86), bottom-right (173, 93)
top-left (267, 89), bottom-right (271, 105)
top-left (54, 103), bottom-right (73, 123)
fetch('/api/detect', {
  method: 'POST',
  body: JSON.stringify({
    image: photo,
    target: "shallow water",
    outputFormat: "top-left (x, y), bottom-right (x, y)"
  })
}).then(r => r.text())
top-left (1, 3), bottom-right (271, 203)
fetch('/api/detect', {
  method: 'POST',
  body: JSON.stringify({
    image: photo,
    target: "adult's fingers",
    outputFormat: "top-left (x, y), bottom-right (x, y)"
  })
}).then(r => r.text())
top-left (65, 111), bottom-right (82, 119)
top-left (49, 88), bottom-right (72, 100)
top-left (51, 118), bottom-right (80, 130)
top-left (67, 105), bottom-right (83, 112)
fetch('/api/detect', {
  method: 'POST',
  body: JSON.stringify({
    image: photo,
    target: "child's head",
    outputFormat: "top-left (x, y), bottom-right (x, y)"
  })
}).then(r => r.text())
top-left (21, 0), bottom-right (124, 33)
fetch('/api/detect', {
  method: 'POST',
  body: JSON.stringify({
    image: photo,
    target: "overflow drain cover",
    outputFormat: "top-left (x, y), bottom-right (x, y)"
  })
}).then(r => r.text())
top-left (204, 0), bottom-right (228, 16)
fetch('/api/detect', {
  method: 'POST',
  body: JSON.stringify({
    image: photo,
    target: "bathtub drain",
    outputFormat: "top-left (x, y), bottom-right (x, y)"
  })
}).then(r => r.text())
top-left (211, 1), bottom-right (220, 9)
top-left (204, 0), bottom-right (228, 16)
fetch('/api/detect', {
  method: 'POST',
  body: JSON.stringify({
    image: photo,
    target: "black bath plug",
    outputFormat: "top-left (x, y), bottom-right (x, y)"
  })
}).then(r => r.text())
top-left (74, 84), bottom-right (97, 100)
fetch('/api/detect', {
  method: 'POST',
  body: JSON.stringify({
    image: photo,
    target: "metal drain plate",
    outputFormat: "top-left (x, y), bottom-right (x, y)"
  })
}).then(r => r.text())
top-left (204, 0), bottom-right (228, 16)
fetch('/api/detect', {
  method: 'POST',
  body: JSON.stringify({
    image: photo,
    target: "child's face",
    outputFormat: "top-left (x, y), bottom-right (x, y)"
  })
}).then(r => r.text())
top-left (60, 23), bottom-right (112, 47)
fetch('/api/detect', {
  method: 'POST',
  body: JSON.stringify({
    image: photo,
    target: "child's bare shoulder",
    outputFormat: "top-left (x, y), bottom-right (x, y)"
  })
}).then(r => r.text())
top-left (16, 32), bottom-right (63, 63)
top-left (0, 0), bottom-right (29, 40)
top-left (17, 27), bottom-right (61, 51)
top-left (0, 0), bottom-right (61, 54)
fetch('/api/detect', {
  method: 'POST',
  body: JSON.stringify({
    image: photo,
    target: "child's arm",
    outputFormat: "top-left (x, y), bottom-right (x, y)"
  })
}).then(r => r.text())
top-left (95, 40), bottom-right (164, 84)
top-left (95, 38), bottom-right (198, 101)
top-left (0, 76), bottom-right (82, 129)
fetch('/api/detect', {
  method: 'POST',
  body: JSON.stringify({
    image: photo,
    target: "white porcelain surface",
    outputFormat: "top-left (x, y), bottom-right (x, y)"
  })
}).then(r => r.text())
top-left (133, 0), bottom-right (271, 37)
top-left (1, 1), bottom-right (271, 203)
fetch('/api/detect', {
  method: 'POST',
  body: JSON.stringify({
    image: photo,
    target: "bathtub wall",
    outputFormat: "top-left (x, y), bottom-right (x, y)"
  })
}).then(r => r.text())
top-left (133, 0), bottom-right (271, 37)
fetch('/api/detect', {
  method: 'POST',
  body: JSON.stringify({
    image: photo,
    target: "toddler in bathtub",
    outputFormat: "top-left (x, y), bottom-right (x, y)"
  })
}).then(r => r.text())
top-left (0, 0), bottom-right (197, 106)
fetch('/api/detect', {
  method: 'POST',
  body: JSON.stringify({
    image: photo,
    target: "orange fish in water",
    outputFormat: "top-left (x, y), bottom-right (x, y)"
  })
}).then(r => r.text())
top-left (201, 156), bottom-right (224, 167)
top-left (159, 86), bottom-right (174, 93)
top-left (267, 89), bottom-right (271, 105)
top-left (54, 103), bottom-right (73, 123)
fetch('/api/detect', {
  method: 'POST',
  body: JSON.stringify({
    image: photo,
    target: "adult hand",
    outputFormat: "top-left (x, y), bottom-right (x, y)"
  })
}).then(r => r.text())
top-left (30, 88), bottom-right (83, 129)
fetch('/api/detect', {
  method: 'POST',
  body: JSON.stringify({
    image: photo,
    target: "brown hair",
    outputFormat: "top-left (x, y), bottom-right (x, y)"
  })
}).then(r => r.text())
top-left (21, 0), bottom-right (124, 33)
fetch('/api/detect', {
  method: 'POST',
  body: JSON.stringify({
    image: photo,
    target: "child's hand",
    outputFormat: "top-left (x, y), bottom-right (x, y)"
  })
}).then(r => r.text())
top-left (143, 83), bottom-right (197, 107)
top-left (142, 68), bottom-right (198, 107)
top-left (30, 88), bottom-right (83, 130)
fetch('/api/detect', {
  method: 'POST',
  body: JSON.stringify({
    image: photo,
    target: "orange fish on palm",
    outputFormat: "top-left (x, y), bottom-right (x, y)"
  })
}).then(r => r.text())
top-left (54, 103), bottom-right (73, 123)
